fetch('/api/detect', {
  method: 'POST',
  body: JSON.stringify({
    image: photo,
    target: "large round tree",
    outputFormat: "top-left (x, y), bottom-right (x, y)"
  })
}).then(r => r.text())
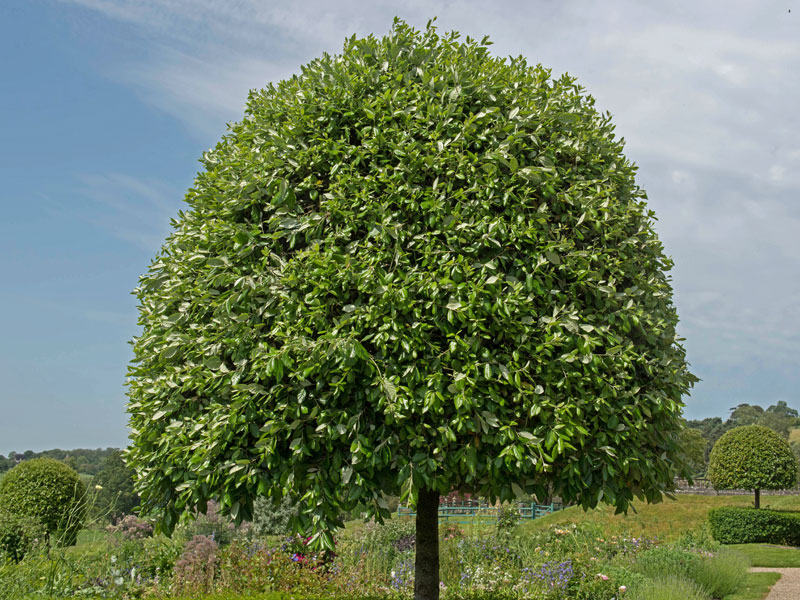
top-left (127, 20), bottom-right (696, 600)
top-left (707, 425), bottom-right (797, 508)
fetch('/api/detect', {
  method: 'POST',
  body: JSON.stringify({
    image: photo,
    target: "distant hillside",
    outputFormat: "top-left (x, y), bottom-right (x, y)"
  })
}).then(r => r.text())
top-left (0, 447), bottom-right (120, 476)
top-left (789, 427), bottom-right (800, 444)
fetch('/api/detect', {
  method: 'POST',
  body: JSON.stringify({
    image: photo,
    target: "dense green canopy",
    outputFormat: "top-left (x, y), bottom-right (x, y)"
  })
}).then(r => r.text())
top-left (127, 20), bottom-right (696, 548)
top-left (707, 425), bottom-right (797, 506)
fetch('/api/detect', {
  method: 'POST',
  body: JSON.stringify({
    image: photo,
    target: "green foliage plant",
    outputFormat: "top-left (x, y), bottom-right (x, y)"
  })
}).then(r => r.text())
top-left (707, 425), bottom-right (798, 508)
top-left (0, 510), bottom-right (46, 561)
top-left (251, 495), bottom-right (298, 536)
top-left (126, 19), bottom-right (696, 600)
top-left (689, 548), bottom-right (748, 599)
top-left (495, 503), bottom-right (521, 533)
top-left (708, 506), bottom-right (800, 545)
top-left (0, 458), bottom-right (86, 546)
top-left (630, 546), bottom-right (747, 599)
top-left (633, 547), bottom-right (704, 582)
top-left (627, 575), bottom-right (710, 600)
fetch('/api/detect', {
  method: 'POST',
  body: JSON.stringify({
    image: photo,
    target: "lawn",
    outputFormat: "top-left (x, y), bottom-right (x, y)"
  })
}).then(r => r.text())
top-left (521, 494), bottom-right (800, 541)
top-left (724, 571), bottom-right (781, 600)
top-left (728, 543), bottom-right (800, 567)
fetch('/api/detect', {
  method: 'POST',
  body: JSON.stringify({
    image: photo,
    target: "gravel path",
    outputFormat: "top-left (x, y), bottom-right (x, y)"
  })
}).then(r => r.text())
top-left (749, 567), bottom-right (800, 600)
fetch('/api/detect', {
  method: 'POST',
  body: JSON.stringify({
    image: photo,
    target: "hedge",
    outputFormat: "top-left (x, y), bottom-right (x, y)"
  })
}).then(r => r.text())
top-left (709, 506), bottom-right (800, 545)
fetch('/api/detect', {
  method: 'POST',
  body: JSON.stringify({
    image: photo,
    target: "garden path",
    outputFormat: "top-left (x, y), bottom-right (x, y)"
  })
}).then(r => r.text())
top-left (750, 567), bottom-right (800, 600)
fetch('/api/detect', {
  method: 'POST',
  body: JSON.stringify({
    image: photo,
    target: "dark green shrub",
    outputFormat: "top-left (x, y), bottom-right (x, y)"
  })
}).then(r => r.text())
top-left (0, 458), bottom-right (86, 546)
top-left (0, 510), bottom-right (46, 561)
top-left (707, 425), bottom-right (797, 508)
top-left (708, 506), bottom-right (800, 545)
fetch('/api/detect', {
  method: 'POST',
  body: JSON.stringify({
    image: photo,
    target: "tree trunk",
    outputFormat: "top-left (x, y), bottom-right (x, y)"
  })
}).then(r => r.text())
top-left (754, 488), bottom-right (760, 509)
top-left (414, 488), bottom-right (440, 600)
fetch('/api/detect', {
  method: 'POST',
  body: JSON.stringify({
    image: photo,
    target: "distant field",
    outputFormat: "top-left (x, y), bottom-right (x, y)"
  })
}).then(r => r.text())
top-left (520, 494), bottom-right (800, 541)
top-left (789, 427), bottom-right (800, 444)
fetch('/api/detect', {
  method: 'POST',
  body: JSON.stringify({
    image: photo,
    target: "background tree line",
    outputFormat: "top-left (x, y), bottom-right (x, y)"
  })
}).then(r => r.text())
top-left (681, 401), bottom-right (800, 476)
top-left (0, 448), bottom-right (118, 475)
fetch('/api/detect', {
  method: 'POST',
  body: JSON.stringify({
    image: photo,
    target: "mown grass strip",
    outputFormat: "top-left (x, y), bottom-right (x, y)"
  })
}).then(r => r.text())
top-left (723, 571), bottom-right (781, 600)
top-left (727, 544), bottom-right (800, 567)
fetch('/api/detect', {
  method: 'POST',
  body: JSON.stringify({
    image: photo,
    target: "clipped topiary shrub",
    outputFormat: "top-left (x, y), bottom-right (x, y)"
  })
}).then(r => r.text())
top-left (0, 510), bottom-right (47, 561)
top-left (0, 458), bottom-right (87, 546)
top-left (708, 506), bottom-right (800, 545)
top-left (125, 20), bottom-right (698, 598)
top-left (707, 425), bottom-right (797, 508)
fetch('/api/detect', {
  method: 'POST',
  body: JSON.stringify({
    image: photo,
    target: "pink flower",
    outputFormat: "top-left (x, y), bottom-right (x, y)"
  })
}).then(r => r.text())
top-left (619, 585), bottom-right (627, 593)
top-left (597, 573), bottom-right (609, 581)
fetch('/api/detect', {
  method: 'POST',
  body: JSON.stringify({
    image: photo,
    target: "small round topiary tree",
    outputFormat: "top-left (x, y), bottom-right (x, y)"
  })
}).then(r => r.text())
top-left (707, 425), bottom-right (798, 508)
top-left (0, 458), bottom-right (87, 546)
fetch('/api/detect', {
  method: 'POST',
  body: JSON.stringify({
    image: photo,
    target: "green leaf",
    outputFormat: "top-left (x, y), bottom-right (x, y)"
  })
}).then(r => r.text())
top-left (382, 378), bottom-right (397, 401)
top-left (544, 251), bottom-right (561, 265)
top-left (205, 357), bottom-right (222, 370)
top-left (342, 466), bottom-right (353, 484)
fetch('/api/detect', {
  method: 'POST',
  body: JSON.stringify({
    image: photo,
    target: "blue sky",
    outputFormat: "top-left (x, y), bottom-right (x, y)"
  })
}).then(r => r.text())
top-left (1, 1), bottom-right (799, 453)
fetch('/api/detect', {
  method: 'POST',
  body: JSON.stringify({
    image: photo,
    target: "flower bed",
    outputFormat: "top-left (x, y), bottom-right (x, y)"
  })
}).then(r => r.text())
top-left (0, 515), bottom-right (747, 600)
